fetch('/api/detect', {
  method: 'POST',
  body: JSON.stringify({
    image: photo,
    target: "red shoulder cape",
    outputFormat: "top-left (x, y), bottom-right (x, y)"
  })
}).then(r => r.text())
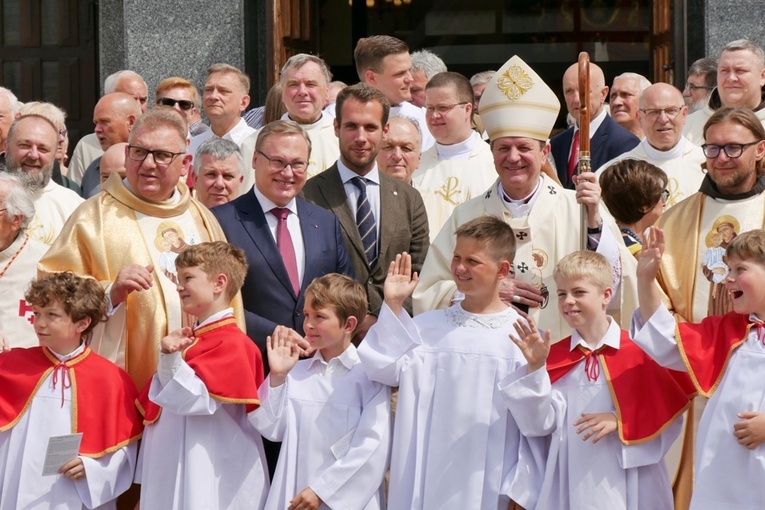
top-left (137, 317), bottom-right (264, 425)
top-left (0, 346), bottom-right (143, 457)
top-left (546, 330), bottom-right (696, 444)
top-left (675, 312), bottom-right (752, 397)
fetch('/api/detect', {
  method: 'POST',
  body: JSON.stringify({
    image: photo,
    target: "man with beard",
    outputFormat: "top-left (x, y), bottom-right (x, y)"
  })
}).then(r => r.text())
top-left (2, 115), bottom-right (83, 245)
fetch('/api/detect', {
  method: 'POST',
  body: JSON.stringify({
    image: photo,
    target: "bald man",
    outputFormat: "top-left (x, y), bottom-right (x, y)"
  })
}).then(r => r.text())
top-left (551, 62), bottom-right (640, 188)
top-left (80, 94), bottom-right (141, 197)
top-left (596, 83), bottom-right (705, 208)
top-left (97, 142), bottom-right (127, 186)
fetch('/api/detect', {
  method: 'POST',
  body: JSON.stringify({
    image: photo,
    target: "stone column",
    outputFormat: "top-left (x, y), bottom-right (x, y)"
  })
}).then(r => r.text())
top-left (703, 0), bottom-right (765, 56)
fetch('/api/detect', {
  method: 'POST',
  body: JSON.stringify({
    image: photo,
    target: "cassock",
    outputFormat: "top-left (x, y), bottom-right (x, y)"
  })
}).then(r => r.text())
top-left (501, 318), bottom-right (689, 510)
top-left (28, 180), bottom-right (84, 245)
top-left (0, 344), bottom-right (142, 509)
top-left (280, 111), bottom-right (340, 179)
top-left (633, 305), bottom-right (765, 510)
top-left (358, 303), bottom-right (545, 510)
top-left (136, 311), bottom-right (269, 510)
top-left (0, 233), bottom-right (49, 347)
top-left (655, 176), bottom-right (765, 322)
top-left (250, 345), bottom-right (390, 510)
top-left (595, 137), bottom-right (706, 209)
top-left (412, 131), bottom-right (497, 241)
top-left (37, 173), bottom-right (243, 389)
top-left (413, 175), bottom-right (639, 343)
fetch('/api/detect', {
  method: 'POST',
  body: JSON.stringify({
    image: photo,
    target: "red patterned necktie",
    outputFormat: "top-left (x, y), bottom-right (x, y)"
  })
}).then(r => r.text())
top-left (271, 207), bottom-right (300, 295)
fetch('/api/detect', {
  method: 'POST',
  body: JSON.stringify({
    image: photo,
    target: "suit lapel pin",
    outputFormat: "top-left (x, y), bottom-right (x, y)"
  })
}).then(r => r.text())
top-left (393, 191), bottom-right (398, 196)
top-left (314, 224), bottom-right (318, 228)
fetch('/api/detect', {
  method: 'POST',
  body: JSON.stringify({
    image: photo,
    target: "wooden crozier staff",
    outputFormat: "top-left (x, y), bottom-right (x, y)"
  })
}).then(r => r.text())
top-left (577, 52), bottom-right (592, 250)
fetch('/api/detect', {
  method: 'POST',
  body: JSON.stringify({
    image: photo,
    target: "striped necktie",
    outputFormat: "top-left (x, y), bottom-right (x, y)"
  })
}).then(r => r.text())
top-left (351, 176), bottom-right (377, 264)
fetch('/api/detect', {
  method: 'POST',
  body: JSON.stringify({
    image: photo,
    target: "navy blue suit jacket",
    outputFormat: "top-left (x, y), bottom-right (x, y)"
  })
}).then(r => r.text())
top-left (212, 191), bottom-right (354, 365)
top-left (550, 113), bottom-right (640, 189)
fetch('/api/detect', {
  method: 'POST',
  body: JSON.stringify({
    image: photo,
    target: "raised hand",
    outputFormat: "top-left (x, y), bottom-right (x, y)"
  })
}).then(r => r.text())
top-left (509, 316), bottom-right (550, 372)
top-left (636, 226), bottom-right (665, 281)
top-left (111, 264), bottom-right (154, 306)
top-left (160, 327), bottom-right (194, 354)
top-left (267, 325), bottom-right (300, 387)
top-left (384, 252), bottom-right (419, 316)
top-left (574, 412), bottom-right (618, 443)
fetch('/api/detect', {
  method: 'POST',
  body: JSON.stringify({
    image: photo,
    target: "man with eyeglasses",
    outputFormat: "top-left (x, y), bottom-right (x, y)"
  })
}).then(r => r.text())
top-left (40, 108), bottom-right (236, 391)
top-left (156, 77), bottom-right (209, 137)
top-left (354, 35), bottom-right (435, 151)
top-left (596, 83), bottom-right (706, 208)
top-left (411, 71), bottom-right (496, 241)
top-left (68, 70), bottom-right (149, 186)
top-left (684, 57), bottom-right (718, 113)
top-left (303, 83), bottom-right (429, 341)
top-left (551, 61), bottom-right (640, 189)
top-left (656, 106), bottom-right (765, 323)
top-left (684, 40), bottom-right (765, 145)
top-left (273, 54), bottom-right (339, 179)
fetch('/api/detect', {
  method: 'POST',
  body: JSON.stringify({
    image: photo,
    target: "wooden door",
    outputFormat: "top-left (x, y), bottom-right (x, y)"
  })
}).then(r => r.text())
top-left (268, 0), bottom-right (317, 86)
top-left (0, 0), bottom-right (98, 157)
top-left (651, 0), bottom-right (672, 83)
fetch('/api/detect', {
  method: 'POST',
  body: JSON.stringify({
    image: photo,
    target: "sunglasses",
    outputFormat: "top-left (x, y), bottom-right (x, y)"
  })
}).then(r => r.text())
top-left (156, 97), bottom-right (194, 110)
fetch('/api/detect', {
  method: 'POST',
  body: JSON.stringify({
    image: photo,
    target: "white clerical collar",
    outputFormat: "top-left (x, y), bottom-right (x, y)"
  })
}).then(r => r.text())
top-left (50, 342), bottom-right (86, 361)
top-left (122, 178), bottom-right (181, 204)
top-left (576, 108), bottom-right (608, 138)
top-left (641, 136), bottom-right (686, 162)
top-left (282, 111), bottom-right (325, 128)
top-left (196, 308), bottom-right (234, 329)
top-left (252, 184), bottom-right (298, 216)
top-left (436, 131), bottom-right (478, 160)
top-left (337, 159), bottom-right (381, 186)
top-left (569, 316), bottom-right (619, 352)
top-left (499, 176), bottom-right (543, 217)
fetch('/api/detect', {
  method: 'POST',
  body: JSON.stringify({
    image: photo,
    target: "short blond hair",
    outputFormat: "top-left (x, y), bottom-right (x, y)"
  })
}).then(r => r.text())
top-left (305, 274), bottom-right (368, 329)
top-left (207, 63), bottom-right (250, 93)
top-left (554, 251), bottom-right (612, 291)
top-left (454, 216), bottom-right (516, 264)
top-left (175, 242), bottom-right (248, 301)
top-left (130, 107), bottom-right (188, 149)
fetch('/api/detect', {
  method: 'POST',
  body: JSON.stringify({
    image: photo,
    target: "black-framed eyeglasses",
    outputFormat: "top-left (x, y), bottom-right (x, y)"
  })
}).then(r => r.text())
top-left (684, 83), bottom-right (714, 92)
top-left (257, 150), bottom-right (308, 173)
top-left (701, 141), bottom-right (761, 159)
top-left (425, 102), bottom-right (469, 115)
top-left (157, 97), bottom-right (194, 111)
top-left (127, 145), bottom-right (186, 166)
top-left (639, 106), bottom-right (684, 120)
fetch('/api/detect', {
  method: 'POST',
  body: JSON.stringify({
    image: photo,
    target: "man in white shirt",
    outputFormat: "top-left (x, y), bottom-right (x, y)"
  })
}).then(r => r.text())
top-left (412, 71), bottom-right (496, 241)
top-left (354, 35), bottom-right (435, 151)
top-left (609, 72), bottom-right (651, 139)
top-left (597, 83), bottom-right (706, 208)
top-left (190, 64), bottom-right (257, 195)
top-left (277, 54), bottom-right (339, 178)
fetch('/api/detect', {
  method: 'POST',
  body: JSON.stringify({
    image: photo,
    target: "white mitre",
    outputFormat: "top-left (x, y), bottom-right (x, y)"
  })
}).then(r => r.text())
top-left (478, 55), bottom-right (560, 142)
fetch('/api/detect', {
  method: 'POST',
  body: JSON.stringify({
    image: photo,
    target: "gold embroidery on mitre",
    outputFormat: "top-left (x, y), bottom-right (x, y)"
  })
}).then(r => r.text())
top-left (497, 66), bottom-right (534, 101)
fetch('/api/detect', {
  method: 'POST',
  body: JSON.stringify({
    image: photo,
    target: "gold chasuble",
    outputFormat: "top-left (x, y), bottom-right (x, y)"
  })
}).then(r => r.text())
top-left (414, 175), bottom-right (638, 342)
top-left (38, 173), bottom-right (244, 388)
top-left (657, 190), bottom-right (765, 323)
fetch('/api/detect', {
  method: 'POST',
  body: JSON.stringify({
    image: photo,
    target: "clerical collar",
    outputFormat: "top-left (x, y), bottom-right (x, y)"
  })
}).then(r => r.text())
top-left (641, 136), bottom-right (686, 162)
top-left (500, 176), bottom-right (543, 205)
top-left (122, 178), bottom-right (181, 204)
top-left (50, 342), bottom-right (86, 361)
top-left (195, 308), bottom-right (234, 330)
top-left (282, 111), bottom-right (324, 128)
top-left (699, 173), bottom-right (765, 200)
top-left (435, 131), bottom-right (478, 160)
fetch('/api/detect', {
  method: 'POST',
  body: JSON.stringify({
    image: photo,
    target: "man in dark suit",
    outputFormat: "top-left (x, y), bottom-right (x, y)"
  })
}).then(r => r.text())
top-left (212, 119), bottom-right (354, 362)
top-left (551, 61), bottom-right (640, 189)
top-left (302, 83), bottom-right (429, 341)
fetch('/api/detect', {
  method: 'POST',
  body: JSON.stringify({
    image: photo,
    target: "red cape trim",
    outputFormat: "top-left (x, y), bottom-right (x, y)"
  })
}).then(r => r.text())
top-left (547, 330), bottom-right (695, 444)
top-left (675, 312), bottom-right (752, 397)
top-left (0, 346), bottom-right (143, 457)
top-left (138, 317), bottom-right (264, 425)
